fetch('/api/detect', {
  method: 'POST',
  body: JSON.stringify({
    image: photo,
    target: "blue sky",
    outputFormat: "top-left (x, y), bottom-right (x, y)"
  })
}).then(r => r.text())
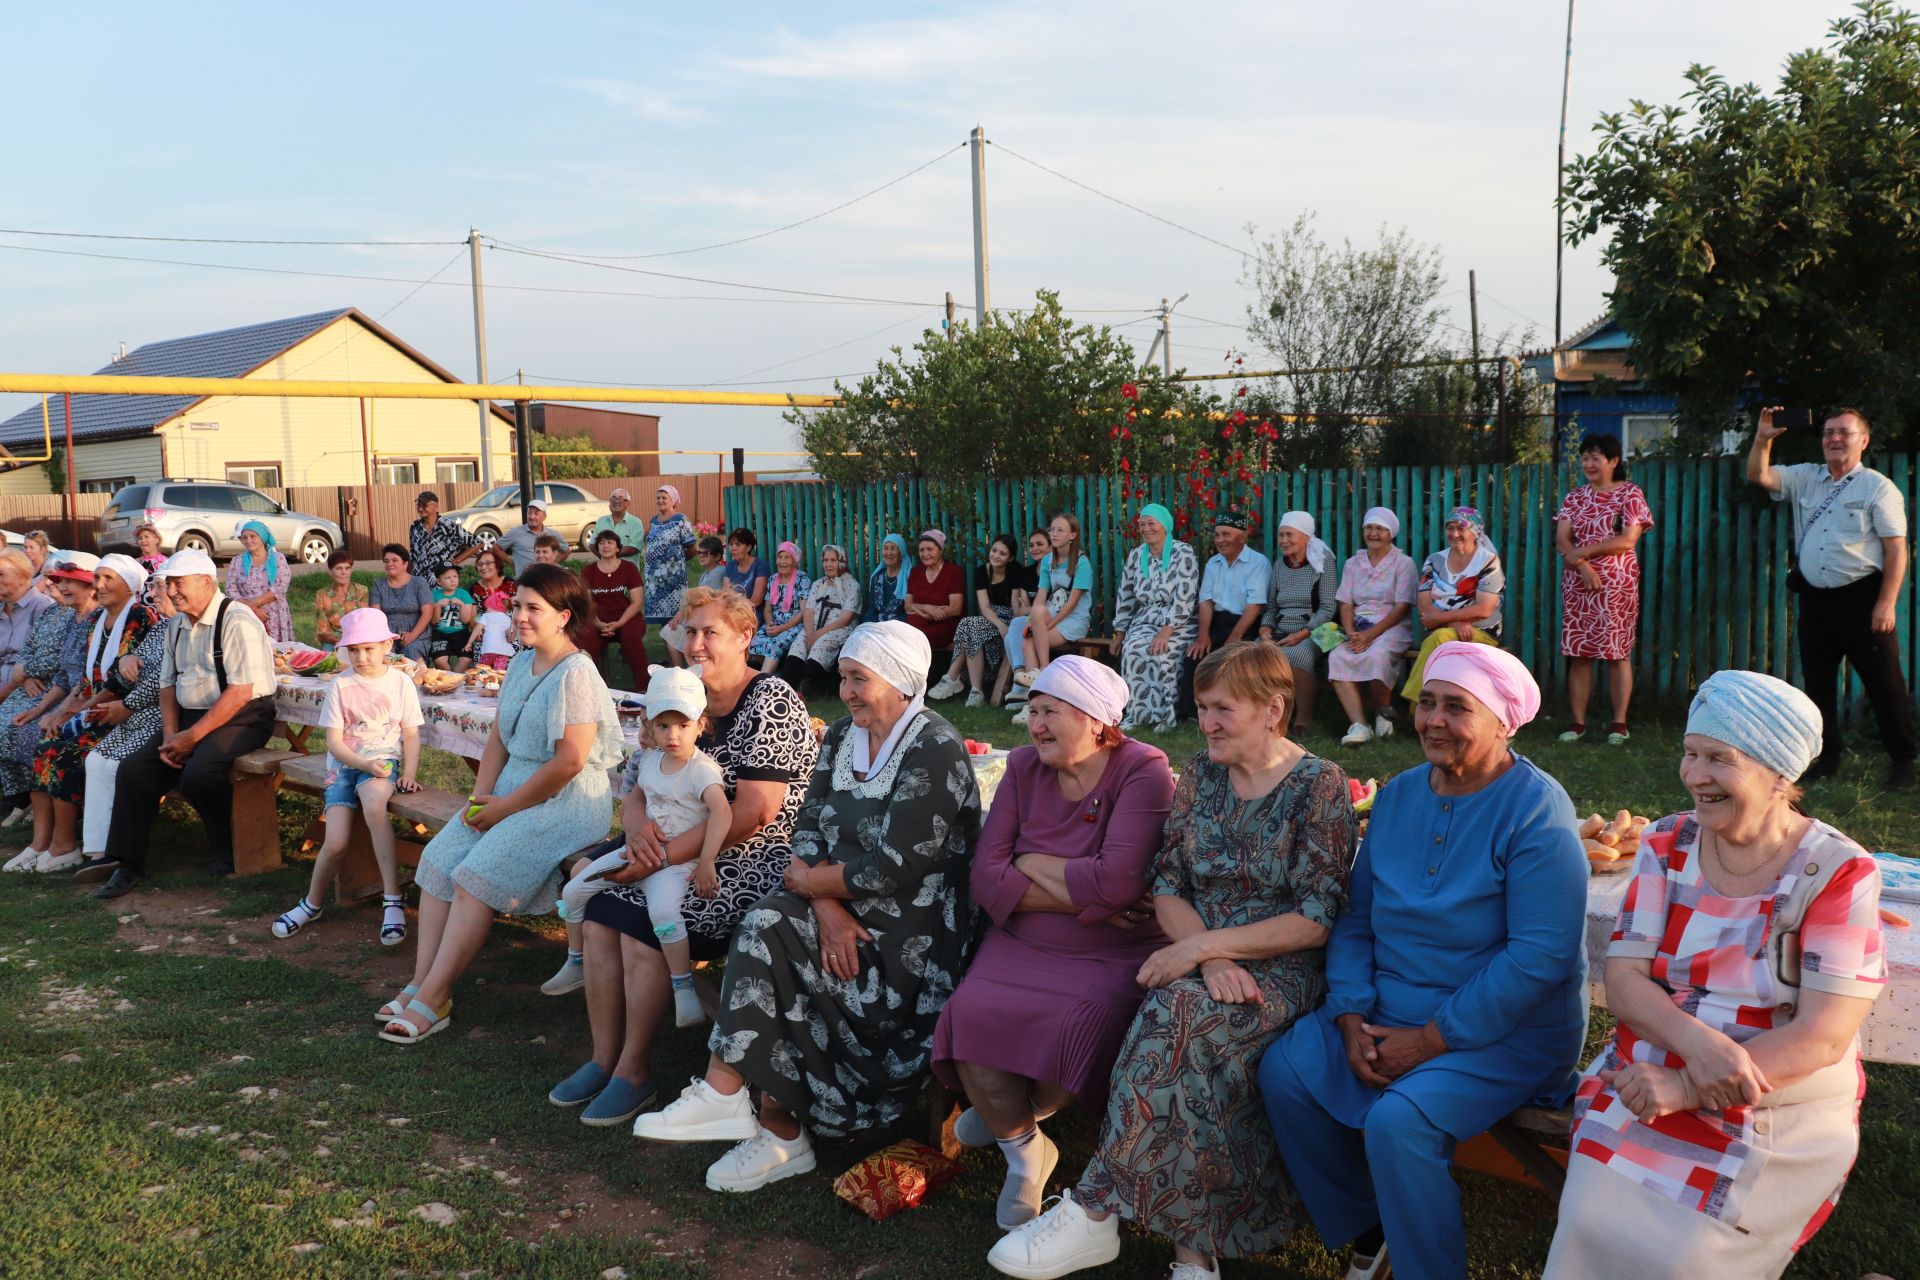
top-left (0, 1), bottom-right (1868, 461)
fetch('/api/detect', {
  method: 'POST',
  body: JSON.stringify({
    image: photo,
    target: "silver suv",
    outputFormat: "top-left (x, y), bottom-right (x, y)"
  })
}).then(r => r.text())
top-left (97, 481), bottom-right (343, 564)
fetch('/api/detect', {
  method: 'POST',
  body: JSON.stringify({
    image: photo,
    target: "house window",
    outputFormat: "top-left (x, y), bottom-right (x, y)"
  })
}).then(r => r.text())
top-left (1621, 415), bottom-right (1677, 457)
top-left (376, 460), bottom-right (419, 486)
top-left (79, 476), bottom-right (136, 495)
top-left (226, 463), bottom-right (282, 489)
top-left (435, 458), bottom-right (479, 485)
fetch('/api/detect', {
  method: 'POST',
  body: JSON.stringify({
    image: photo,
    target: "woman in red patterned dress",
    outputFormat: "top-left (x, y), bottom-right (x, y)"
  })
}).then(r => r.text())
top-left (1555, 432), bottom-right (1655, 744)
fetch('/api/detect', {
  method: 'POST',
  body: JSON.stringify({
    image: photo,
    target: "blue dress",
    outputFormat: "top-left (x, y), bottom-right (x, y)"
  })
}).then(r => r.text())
top-left (416, 649), bottom-right (624, 913)
top-left (864, 565), bottom-right (905, 623)
top-left (642, 512), bottom-right (697, 624)
top-left (1259, 754), bottom-right (1588, 1280)
top-left (749, 571), bottom-right (811, 660)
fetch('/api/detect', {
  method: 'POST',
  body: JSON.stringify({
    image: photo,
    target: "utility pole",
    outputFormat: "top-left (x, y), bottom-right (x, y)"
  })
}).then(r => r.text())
top-left (1554, 0), bottom-right (1577, 457)
top-left (469, 228), bottom-right (494, 486)
top-left (945, 291), bottom-right (956, 338)
top-left (1159, 298), bottom-right (1173, 376)
top-left (970, 126), bottom-right (991, 329)
top-left (1468, 269), bottom-right (1483, 425)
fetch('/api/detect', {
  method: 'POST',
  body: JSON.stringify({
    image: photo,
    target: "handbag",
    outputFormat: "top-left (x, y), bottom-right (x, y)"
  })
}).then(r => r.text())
top-left (1786, 470), bottom-right (1862, 594)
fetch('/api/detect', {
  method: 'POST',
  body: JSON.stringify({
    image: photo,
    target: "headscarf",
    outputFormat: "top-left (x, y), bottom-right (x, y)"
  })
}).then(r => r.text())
top-left (1135, 503), bottom-right (1176, 577)
top-left (1423, 641), bottom-right (1541, 736)
top-left (1687, 670), bottom-right (1823, 782)
top-left (96, 553), bottom-right (149, 598)
top-left (839, 621), bottom-right (932, 775)
top-left (235, 519), bottom-right (281, 584)
top-left (1031, 655), bottom-right (1131, 727)
top-left (656, 484), bottom-right (681, 509)
top-left (85, 564), bottom-right (143, 685)
top-left (820, 543), bottom-right (849, 579)
top-left (1434, 506), bottom-right (1498, 600)
top-left (770, 541), bottom-right (803, 613)
top-left (1278, 510), bottom-right (1332, 573)
top-left (919, 528), bottom-right (947, 551)
top-left (1361, 506), bottom-right (1401, 542)
top-left (1446, 505), bottom-right (1486, 538)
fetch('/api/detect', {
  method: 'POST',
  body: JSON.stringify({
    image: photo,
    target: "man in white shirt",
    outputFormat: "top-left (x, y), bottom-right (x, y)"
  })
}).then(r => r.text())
top-left (87, 550), bottom-right (280, 897)
top-left (1748, 405), bottom-right (1916, 788)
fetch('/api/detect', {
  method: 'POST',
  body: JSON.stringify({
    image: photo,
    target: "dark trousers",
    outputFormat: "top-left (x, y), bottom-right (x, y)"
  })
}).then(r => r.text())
top-left (582, 619), bottom-right (651, 690)
top-left (107, 697), bottom-right (276, 874)
top-left (1177, 610), bottom-right (1253, 721)
top-left (1799, 571), bottom-right (1919, 767)
top-left (777, 654), bottom-right (834, 698)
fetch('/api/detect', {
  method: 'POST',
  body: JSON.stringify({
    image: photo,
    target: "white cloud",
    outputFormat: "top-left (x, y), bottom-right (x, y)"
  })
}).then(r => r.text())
top-left (563, 78), bottom-right (702, 121)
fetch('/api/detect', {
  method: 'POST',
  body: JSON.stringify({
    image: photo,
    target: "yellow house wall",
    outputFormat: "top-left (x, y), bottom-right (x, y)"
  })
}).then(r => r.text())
top-left (155, 315), bottom-right (516, 487)
top-left (0, 435), bottom-right (164, 495)
top-left (0, 463), bottom-right (53, 495)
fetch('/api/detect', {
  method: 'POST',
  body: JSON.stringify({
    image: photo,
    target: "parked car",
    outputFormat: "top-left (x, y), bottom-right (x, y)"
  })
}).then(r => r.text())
top-left (96, 480), bottom-right (343, 564)
top-left (441, 482), bottom-right (606, 551)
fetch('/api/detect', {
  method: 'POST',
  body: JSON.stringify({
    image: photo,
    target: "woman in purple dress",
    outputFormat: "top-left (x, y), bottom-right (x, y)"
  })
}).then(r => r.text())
top-left (932, 656), bottom-right (1175, 1231)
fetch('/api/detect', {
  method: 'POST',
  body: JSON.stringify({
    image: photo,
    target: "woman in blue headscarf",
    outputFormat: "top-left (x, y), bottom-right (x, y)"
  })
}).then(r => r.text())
top-left (1107, 504), bottom-right (1198, 731)
top-left (864, 533), bottom-right (909, 624)
top-left (227, 520), bottom-right (294, 642)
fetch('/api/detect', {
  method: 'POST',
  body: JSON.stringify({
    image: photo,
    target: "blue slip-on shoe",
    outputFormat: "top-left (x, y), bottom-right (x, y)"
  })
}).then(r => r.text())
top-left (548, 1062), bottom-right (612, 1108)
top-left (580, 1075), bottom-right (656, 1127)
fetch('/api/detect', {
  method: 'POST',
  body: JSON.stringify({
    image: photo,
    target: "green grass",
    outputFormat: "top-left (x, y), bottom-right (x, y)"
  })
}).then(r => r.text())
top-left (4, 570), bottom-right (1903, 1275)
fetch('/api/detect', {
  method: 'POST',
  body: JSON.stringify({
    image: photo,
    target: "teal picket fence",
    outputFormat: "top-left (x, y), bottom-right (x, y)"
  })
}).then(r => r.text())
top-left (726, 456), bottom-right (1920, 712)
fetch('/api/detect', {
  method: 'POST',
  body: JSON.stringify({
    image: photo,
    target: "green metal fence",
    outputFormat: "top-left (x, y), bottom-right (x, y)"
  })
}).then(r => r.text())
top-left (726, 456), bottom-right (1920, 711)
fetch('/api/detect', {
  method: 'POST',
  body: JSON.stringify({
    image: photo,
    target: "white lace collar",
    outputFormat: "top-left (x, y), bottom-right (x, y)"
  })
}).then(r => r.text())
top-left (833, 711), bottom-right (929, 798)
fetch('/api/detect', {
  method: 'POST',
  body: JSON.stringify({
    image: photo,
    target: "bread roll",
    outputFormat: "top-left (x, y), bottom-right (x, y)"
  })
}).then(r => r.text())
top-left (1578, 814), bottom-right (1605, 840)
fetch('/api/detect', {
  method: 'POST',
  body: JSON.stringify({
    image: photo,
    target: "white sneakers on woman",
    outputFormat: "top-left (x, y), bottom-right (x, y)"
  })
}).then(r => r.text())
top-left (631, 1076), bottom-right (759, 1143)
top-left (2, 847), bottom-right (43, 872)
top-left (1373, 714), bottom-right (1393, 739)
top-left (703, 1125), bottom-right (816, 1193)
top-left (928, 675), bottom-right (965, 701)
top-left (987, 1191), bottom-right (1120, 1277)
top-left (1341, 723), bottom-right (1374, 746)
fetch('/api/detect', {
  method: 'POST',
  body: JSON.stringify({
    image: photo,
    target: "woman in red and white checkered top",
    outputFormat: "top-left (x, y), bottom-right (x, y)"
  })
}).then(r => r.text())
top-left (1546, 670), bottom-right (1886, 1278)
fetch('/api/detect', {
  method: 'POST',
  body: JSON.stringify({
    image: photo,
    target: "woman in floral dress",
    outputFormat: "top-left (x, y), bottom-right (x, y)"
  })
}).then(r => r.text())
top-left (77, 600), bottom-right (171, 867)
top-left (990, 641), bottom-right (1355, 1279)
top-left (748, 542), bottom-right (810, 670)
top-left (643, 485), bottom-right (698, 626)
top-left (1107, 503), bottom-right (1198, 732)
top-left (1555, 432), bottom-right (1655, 744)
top-left (0, 571), bottom-right (78, 803)
top-left (226, 520), bottom-right (293, 642)
top-left (312, 549), bottom-right (369, 647)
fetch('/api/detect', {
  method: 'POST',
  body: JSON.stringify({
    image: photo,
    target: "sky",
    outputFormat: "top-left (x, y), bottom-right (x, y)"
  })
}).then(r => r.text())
top-left (0, 1), bottom-right (1871, 467)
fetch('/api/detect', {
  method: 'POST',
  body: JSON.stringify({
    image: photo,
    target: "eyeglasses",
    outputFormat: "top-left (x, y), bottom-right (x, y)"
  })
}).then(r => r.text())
top-left (1822, 428), bottom-right (1860, 439)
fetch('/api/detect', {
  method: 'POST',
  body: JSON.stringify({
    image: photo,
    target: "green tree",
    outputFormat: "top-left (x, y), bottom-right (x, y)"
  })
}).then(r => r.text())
top-left (1565, 1), bottom-right (1920, 448)
top-left (788, 290), bottom-right (1218, 527)
top-left (532, 429), bottom-right (626, 479)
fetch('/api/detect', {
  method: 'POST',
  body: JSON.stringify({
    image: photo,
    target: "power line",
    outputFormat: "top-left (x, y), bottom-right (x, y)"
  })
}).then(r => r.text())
top-left (712, 309), bottom-right (940, 383)
top-left (0, 226), bottom-right (460, 247)
top-left (486, 242), bottom-right (944, 307)
top-left (987, 139), bottom-right (1252, 261)
top-left (523, 369), bottom-right (868, 389)
top-left (497, 142), bottom-right (967, 261)
top-left (375, 246), bottom-right (468, 321)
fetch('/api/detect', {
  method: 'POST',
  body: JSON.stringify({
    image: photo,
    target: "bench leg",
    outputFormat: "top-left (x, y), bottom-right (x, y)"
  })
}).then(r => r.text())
top-left (229, 771), bottom-right (285, 877)
top-left (1486, 1118), bottom-right (1568, 1194)
top-left (336, 827), bottom-right (421, 906)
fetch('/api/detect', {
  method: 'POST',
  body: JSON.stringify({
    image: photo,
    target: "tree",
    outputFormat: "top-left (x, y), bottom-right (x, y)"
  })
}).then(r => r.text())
top-left (789, 291), bottom-right (1218, 528)
top-left (532, 429), bottom-right (626, 479)
top-left (1565, 1), bottom-right (1920, 448)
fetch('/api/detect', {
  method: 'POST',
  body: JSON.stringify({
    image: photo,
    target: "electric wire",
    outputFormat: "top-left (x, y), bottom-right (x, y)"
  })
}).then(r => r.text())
top-left (0, 227), bottom-right (460, 247)
top-left (374, 246), bottom-right (469, 321)
top-left (485, 242), bottom-right (943, 307)
top-left (986, 139), bottom-right (1252, 261)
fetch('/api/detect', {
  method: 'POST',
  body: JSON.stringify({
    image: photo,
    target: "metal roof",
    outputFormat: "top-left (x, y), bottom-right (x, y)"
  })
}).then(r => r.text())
top-left (0, 308), bottom-right (513, 453)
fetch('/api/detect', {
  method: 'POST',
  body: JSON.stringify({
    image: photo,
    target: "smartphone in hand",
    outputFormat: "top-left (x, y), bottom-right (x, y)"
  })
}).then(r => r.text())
top-left (1773, 408), bottom-right (1817, 430)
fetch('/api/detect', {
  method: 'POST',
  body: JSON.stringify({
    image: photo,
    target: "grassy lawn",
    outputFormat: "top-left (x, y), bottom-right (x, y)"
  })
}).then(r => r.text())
top-left (0, 569), bottom-right (1912, 1277)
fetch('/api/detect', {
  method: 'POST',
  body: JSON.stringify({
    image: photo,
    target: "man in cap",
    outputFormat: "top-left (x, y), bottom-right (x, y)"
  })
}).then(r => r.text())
top-left (81, 549), bottom-right (279, 898)
top-left (1177, 510), bottom-right (1272, 720)
top-left (408, 490), bottom-right (480, 579)
top-left (494, 497), bottom-right (551, 577)
top-left (591, 489), bottom-right (647, 573)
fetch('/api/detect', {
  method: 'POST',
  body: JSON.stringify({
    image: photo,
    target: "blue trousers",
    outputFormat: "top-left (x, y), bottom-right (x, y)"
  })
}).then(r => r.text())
top-left (1259, 1044), bottom-right (1464, 1280)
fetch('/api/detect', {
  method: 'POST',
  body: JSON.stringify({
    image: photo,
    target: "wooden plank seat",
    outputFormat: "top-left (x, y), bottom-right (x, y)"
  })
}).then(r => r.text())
top-left (1069, 636), bottom-right (1116, 662)
top-left (276, 754), bottom-right (460, 905)
top-left (1457, 1105), bottom-right (1575, 1194)
top-left (225, 749), bottom-right (304, 878)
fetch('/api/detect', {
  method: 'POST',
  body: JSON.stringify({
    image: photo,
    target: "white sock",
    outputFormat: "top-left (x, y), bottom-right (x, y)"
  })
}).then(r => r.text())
top-left (996, 1126), bottom-right (1043, 1180)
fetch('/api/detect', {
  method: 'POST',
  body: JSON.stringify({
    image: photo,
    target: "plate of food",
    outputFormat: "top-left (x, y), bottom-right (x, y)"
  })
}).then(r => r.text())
top-left (1580, 809), bottom-right (1646, 875)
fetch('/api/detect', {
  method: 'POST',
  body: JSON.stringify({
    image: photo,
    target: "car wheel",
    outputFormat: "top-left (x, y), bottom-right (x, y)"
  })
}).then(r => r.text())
top-left (298, 533), bottom-right (335, 565)
top-left (473, 526), bottom-right (501, 549)
top-left (176, 531), bottom-right (213, 554)
top-left (578, 525), bottom-right (597, 551)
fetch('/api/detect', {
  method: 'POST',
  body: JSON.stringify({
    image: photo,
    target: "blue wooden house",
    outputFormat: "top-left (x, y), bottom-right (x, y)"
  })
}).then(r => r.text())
top-left (1526, 312), bottom-right (1684, 456)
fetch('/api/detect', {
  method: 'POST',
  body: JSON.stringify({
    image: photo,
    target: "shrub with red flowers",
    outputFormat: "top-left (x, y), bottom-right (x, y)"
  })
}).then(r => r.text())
top-left (1109, 352), bottom-right (1278, 544)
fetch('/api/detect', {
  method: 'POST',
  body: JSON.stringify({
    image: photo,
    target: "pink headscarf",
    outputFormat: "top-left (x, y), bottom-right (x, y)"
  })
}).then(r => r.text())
top-left (770, 541), bottom-right (803, 613)
top-left (657, 484), bottom-right (681, 508)
top-left (1423, 641), bottom-right (1541, 736)
top-left (1030, 655), bottom-right (1131, 726)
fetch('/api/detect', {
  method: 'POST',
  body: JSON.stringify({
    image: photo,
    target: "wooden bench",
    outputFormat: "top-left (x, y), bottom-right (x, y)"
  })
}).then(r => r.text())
top-left (1458, 1105), bottom-right (1574, 1193)
top-left (1069, 636), bottom-right (1116, 662)
top-left (228, 748), bottom-right (305, 877)
top-left (277, 754), bottom-right (464, 905)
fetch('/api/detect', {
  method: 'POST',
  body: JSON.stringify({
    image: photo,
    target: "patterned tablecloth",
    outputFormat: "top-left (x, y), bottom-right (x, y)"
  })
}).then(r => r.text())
top-left (274, 674), bottom-right (646, 760)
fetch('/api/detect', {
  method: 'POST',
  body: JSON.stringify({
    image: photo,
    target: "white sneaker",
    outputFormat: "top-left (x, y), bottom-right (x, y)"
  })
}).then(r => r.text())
top-left (0, 805), bottom-right (27, 829)
top-left (1012, 668), bottom-right (1038, 688)
top-left (1011, 705), bottom-right (1030, 726)
top-left (1170, 1263), bottom-right (1222, 1280)
top-left (1340, 722), bottom-right (1373, 747)
top-left (1373, 715), bottom-right (1393, 740)
top-left (3, 847), bottom-right (44, 873)
top-left (987, 1190), bottom-right (1120, 1277)
top-left (540, 956), bottom-right (585, 996)
top-left (1344, 1243), bottom-right (1390, 1280)
top-left (631, 1076), bottom-right (758, 1143)
top-left (965, 689), bottom-right (987, 708)
top-left (928, 675), bottom-right (965, 701)
top-left (34, 850), bottom-right (81, 873)
top-left (704, 1124), bottom-right (816, 1193)
top-left (672, 984), bottom-right (705, 1028)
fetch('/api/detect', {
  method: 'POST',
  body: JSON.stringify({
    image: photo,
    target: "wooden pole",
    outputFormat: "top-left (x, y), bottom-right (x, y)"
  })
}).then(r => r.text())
top-left (359, 398), bottom-right (375, 558)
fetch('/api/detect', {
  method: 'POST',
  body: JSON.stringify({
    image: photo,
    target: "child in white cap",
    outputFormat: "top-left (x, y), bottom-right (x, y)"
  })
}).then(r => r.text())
top-left (550, 665), bottom-right (730, 1029)
top-left (271, 608), bottom-right (423, 945)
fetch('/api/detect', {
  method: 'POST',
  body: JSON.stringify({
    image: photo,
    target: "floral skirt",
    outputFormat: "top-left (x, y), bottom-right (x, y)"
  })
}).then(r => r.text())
top-left (33, 725), bottom-right (101, 803)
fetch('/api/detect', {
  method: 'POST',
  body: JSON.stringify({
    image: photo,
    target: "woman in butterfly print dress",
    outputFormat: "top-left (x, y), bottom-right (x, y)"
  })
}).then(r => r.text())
top-left (632, 621), bottom-right (981, 1192)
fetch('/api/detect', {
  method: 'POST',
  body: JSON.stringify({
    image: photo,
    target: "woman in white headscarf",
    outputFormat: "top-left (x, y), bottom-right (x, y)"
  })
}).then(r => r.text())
top-left (1258, 511), bottom-right (1339, 735)
top-left (1330, 507), bottom-right (1419, 747)
top-left (633, 621), bottom-right (984, 1195)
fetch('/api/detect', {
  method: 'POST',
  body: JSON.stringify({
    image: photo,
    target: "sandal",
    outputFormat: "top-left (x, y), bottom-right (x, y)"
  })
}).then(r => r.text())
top-left (380, 895), bottom-right (407, 947)
top-left (374, 984), bottom-right (419, 1023)
top-left (272, 897), bottom-right (321, 939)
top-left (379, 996), bottom-right (452, 1044)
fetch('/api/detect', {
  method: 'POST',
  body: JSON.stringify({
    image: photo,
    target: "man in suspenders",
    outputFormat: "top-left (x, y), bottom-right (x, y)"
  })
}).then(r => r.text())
top-left (84, 550), bottom-right (279, 899)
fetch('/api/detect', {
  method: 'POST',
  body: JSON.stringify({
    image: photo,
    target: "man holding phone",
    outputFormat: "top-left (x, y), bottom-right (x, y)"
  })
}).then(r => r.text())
top-left (1748, 405), bottom-right (1916, 787)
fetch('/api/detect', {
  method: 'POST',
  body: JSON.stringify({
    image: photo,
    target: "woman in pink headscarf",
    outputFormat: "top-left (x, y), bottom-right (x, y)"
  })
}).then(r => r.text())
top-left (643, 483), bottom-right (698, 628)
top-left (748, 541), bottom-right (810, 672)
top-left (1259, 641), bottom-right (1589, 1280)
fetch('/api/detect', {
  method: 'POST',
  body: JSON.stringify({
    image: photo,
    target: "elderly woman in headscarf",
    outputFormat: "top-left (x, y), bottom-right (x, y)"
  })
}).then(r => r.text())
top-left (643, 483), bottom-right (698, 628)
top-left (904, 528), bottom-right (965, 652)
top-left (227, 519), bottom-right (293, 642)
top-left (1545, 672), bottom-right (1886, 1279)
top-left (776, 542), bottom-right (862, 696)
top-left (1258, 642), bottom-right (1588, 1280)
top-left (932, 656), bottom-right (1175, 1229)
top-left (748, 541), bottom-right (811, 672)
top-left (1400, 505), bottom-right (1503, 704)
top-left (634, 620), bottom-right (982, 1194)
top-left (1332, 506), bottom-right (1418, 747)
top-left (1107, 503), bottom-right (1199, 732)
top-left (1258, 510), bottom-right (1338, 736)
top-left (864, 533), bottom-right (909, 623)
